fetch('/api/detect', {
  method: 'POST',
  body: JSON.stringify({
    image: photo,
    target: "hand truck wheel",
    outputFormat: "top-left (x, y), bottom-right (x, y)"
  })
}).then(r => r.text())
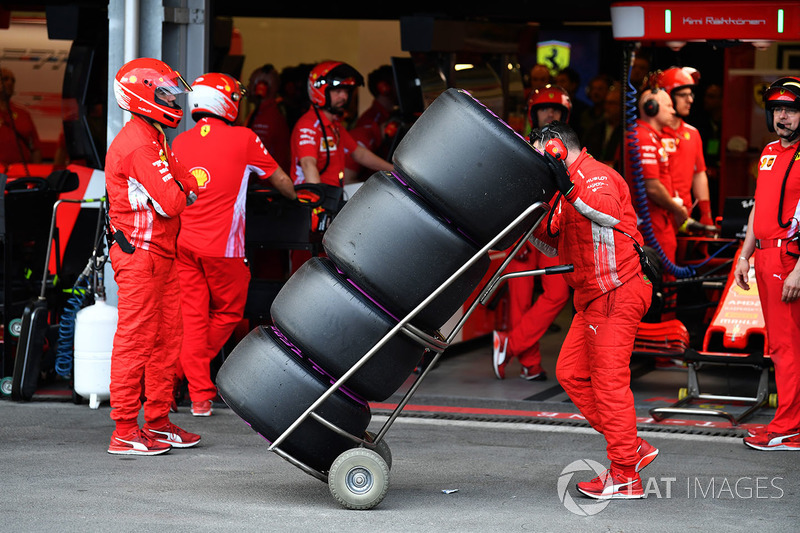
top-left (0, 376), bottom-right (12, 396)
top-left (678, 387), bottom-right (688, 400)
top-left (328, 448), bottom-right (390, 510)
top-left (768, 393), bottom-right (778, 408)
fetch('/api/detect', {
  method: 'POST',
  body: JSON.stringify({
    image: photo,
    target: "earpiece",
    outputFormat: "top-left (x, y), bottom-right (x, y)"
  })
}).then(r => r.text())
top-left (643, 88), bottom-right (660, 117)
top-left (544, 138), bottom-right (567, 161)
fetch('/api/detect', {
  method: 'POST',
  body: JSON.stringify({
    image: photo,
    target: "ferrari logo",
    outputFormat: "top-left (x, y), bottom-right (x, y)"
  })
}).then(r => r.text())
top-left (537, 40), bottom-right (571, 76)
top-left (201, 124), bottom-right (211, 137)
top-left (191, 167), bottom-right (210, 188)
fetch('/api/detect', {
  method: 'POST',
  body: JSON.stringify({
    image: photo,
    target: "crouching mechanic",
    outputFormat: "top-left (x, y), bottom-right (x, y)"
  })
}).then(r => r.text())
top-left (529, 121), bottom-right (659, 499)
top-left (172, 72), bottom-right (297, 417)
top-left (106, 58), bottom-right (201, 455)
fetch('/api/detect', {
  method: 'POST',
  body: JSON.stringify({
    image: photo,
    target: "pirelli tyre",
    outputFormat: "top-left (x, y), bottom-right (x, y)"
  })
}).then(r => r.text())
top-left (271, 257), bottom-right (424, 401)
top-left (322, 170), bottom-right (491, 332)
top-left (391, 88), bottom-right (557, 250)
top-left (216, 325), bottom-right (371, 473)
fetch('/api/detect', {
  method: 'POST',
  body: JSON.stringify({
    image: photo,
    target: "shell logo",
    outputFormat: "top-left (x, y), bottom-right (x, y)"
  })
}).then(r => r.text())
top-left (191, 167), bottom-right (210, 188)
top-left (730, 280), bottom-right (759, 297)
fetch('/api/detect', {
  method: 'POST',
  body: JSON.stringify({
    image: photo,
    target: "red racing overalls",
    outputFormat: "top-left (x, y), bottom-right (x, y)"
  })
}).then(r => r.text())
top-left (172, 116), bottom-right (281, 404)
top-left (533, 149), bottom-right (652, 473)
top-left (105, 115), bottom-right (197, 434)
top-left (752, 139), bottom-right (800, 434)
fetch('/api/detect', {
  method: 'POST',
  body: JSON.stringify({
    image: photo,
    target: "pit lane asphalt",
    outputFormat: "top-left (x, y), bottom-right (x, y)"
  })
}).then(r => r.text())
top-left (1, 397), bottom-right (797, 533)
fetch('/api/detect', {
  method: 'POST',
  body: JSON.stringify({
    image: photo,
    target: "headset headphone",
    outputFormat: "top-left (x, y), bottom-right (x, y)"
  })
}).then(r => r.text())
top-left (643, 87), bottom-right (660, 117)
top-left (531, 122), bottom-right (569, 162)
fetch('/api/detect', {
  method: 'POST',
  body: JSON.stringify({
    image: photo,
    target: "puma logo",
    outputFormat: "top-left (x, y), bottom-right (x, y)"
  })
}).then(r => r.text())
top-left (588, 325), bottom-right (599, 335)
top-left (774, 273), bottom-right (784, 281)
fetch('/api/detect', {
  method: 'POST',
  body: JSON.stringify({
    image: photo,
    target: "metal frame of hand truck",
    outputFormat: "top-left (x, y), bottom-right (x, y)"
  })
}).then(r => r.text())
top-left (264, 201), bottom-right (572, 508)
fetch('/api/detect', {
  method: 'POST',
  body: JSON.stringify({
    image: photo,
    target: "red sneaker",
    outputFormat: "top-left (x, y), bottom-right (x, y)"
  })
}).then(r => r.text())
top-left (576, 468), bottom-right (644, 500)
top-left (743, 431), bottom-right (800, 451)
top-left (745, 426), bottom-right (768, 438)
top-left (635, 437), bottom-right (659, 472)
top-left (143, 422), bottom-right (201, 448)
top-left (108, 429), bottom-right (171, 456)
top-left (191, 400), bottom-right (213, 417)
top-left (520, 366), bottom-right (547, 381)
top-left (492, 331), bottom-right (510, 380)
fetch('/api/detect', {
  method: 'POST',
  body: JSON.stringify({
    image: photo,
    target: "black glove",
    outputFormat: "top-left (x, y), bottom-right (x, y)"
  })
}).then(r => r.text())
top-left (544, 151), bottom-right (573, 196)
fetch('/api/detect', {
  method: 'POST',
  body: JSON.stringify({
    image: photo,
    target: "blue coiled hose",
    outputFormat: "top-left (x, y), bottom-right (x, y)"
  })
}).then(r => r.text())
top-left (54, 274), bottom-right (90, 378)
top-left (623, 48), bottom-right (696, 279)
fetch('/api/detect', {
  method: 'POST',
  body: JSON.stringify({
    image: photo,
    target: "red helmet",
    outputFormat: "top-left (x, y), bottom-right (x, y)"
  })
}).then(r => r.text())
top-left (652, 67), bottom-right (697, 96)
top-left (763, 76), bottom-right (800, 133)
top-left (188, 72), bottom-right (244, 123)
top-left (527, 84), bottom-right (572, 126)
top-left (113, 58), bottom-right (191, 128)
top-left (307, 61), bottom-right (364, 112)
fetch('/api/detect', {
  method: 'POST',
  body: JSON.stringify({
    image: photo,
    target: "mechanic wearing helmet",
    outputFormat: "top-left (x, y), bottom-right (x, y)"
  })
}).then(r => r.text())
top-left (492, 85), bottom-right (572, 382)
top-left (105, 58), bottom-right (200, 455)
top-left (290, 60), bottom-right (392, 188)
top-left (171, 73), bottom-right (297, 417)
top-left (343, 64), bottom-right (398, 185)
top-left (654, 67), bottom-right (714, 229)
top-left (734, 77), bottom-right (800, 451)
top-left (529, 120), bottom-right (657, 499)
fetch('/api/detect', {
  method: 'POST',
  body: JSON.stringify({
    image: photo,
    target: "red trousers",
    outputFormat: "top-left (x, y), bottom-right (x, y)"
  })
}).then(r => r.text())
top-left (109, 247), bottom-right (182, 433)
top-left (506, 247), bottom-right (571, 372)
top-left (755, 248), bottom-right (800, 434)
top-left (556, 273), bottom-right (652, 470)
top-left (176, 246), bottom-right (251, 403)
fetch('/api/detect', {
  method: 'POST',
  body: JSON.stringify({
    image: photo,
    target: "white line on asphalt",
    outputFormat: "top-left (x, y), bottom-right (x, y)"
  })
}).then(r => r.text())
top-left (371, 415), bottom-right (743, 443)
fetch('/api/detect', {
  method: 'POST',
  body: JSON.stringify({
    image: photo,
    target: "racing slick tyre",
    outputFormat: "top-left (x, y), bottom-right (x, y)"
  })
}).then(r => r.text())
top-left (216, 325), bottom-right (371, 473)
top-left (322, 170), bottom-right (491, 332)
top-left (391, 87), bottom-right (557, 251)
top-left (271, 257), bottom-right (425, 401)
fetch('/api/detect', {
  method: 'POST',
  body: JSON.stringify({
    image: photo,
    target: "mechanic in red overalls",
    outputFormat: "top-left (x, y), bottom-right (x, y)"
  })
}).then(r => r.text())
top-left (290, 61), bottom-right (392, 188)
top-left (172, 72), bottom-right (297, 417)
top-left (242, 64), bottom-right (292, 171)
top-left (735, 77), bottom-right (800, 451)
top-left (530, 121), bottom-right (658, 499)
top-left (0, 67), bottom-right (42, 171)
top-left (653, 67), bottom-right (713, 227)
top-left (106, 58), bottom-right (200, 455)
top-left (343, 64), bottom-right (398, 184)
top-left (628, 87), bottom-right (688, 265)
top-left (493, 85), bottom-right (572, 382)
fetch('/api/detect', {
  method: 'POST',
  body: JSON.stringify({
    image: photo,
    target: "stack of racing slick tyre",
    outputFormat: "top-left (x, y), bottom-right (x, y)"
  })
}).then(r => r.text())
top-left (215, 88), bottom-right (557, 509)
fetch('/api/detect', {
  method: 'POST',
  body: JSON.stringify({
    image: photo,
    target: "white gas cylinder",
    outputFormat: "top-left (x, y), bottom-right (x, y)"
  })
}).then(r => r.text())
top-left (73, 299), bottom-right (118, 409)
